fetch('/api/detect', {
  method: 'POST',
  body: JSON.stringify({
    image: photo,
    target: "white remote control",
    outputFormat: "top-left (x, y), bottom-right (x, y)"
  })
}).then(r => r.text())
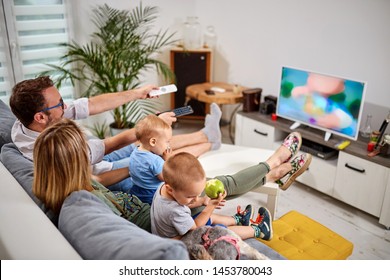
top-left (210, 86), bottom-right (225, 93)
top-left (149, 84), bottom-right (177, 97)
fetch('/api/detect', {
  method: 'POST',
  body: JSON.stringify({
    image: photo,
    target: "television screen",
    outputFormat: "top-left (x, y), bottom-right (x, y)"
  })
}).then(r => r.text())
top-left (276, 66), bottom-right (367, 141)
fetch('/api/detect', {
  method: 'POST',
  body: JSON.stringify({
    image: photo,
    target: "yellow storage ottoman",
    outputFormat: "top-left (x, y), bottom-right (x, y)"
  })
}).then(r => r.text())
top-left (259, 210), bottom-right (354, 260)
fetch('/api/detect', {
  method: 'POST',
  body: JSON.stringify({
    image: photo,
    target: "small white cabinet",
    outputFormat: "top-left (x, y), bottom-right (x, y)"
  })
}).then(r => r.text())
top-left (296, 156), bottom-right (337, 196)
top-left (235, 114), bottom-right (284, 150)
top-left (379, 174), bottom-right (390, 229)
top-left (333, 152), bottom-right (389, 217)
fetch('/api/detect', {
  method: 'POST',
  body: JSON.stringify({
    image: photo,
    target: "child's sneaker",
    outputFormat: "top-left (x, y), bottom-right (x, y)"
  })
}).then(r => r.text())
top-left (251, 207), bottom-right (273, 241)
top-left (233, 204), bottom-right (254, 226)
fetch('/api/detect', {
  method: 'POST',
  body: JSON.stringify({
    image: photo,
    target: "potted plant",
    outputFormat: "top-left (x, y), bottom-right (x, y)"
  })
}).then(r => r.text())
top-left (41, 3), bottom-right (176, 132)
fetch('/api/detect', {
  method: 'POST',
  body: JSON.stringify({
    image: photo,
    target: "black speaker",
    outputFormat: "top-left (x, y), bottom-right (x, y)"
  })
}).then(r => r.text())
top-left (259, 95), bottom-right (277, 115)
top-left (170, 49), bottom-right (212, 118)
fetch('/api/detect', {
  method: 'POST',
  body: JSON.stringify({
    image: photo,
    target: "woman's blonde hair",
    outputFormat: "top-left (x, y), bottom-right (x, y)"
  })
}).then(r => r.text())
top-left (135, 114), bottom-right (171, 144)
top-left (33, 119), bottom-right (91, 213)
top-left (163, 152), bottom-right (205, 191)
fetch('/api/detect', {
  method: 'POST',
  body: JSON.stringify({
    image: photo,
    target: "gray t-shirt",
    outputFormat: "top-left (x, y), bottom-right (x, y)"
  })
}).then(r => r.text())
top-left (151, 186), bottom-right (194, 238)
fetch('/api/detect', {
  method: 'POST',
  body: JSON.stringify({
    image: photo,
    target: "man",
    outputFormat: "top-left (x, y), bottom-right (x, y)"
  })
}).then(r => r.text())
top-left (9, 76), bottom-right (222, 190)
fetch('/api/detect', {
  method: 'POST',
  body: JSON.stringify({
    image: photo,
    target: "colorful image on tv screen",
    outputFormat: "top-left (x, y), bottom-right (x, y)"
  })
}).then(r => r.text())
top-left (277, 67), bottom-right (366, 139)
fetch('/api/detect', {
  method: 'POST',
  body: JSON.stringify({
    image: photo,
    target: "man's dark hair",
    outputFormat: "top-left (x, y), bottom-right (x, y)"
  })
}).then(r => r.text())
top-left (10, 76), bottom-right (54, 127)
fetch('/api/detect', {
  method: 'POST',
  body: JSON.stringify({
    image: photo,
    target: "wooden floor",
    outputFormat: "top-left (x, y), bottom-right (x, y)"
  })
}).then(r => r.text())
top-left (173, 118), bottom-right (390, 260)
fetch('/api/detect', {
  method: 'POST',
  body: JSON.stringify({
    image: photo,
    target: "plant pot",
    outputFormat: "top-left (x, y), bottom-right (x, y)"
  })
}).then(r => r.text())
top-left (109, 123), bottom-right (134, 136)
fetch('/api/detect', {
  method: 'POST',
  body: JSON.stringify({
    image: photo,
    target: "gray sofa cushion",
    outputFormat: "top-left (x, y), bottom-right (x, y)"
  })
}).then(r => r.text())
top-left (0, 142), bottom-right (58, 225)
top-left (59, 190), bottom-right (190, 260)
top-left (0, 100), bottom-right (16, 149)
top-left (0, 99), bottom-right (59, 225)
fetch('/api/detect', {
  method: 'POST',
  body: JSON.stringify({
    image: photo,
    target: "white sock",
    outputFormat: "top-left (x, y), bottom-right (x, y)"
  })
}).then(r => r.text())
top-left (202, 103), bottom-right (222, 150)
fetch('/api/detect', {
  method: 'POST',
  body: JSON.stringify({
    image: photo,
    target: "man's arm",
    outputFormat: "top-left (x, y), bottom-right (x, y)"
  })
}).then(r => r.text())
top-left (101, 112), bottom-right (177, 155)
top-left (103, 128), bottom-right (138, 155)
top-left (88, 85), bottom-right (157, 116)
top-left (92, 167), bottom-right (130, 187)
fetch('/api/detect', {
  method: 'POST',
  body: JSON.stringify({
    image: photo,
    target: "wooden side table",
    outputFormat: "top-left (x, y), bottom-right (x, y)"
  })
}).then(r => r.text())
top-left (186, 82), bottom-right (244, 107)
top-left (185, 82), bottom-right (245, 114)
top-left (186, 82), bottom-right (246, 142)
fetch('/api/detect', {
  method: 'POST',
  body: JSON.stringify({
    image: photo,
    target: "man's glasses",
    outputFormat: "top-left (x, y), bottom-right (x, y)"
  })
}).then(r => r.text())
top-left (40, 99), bottom-right (64, 112)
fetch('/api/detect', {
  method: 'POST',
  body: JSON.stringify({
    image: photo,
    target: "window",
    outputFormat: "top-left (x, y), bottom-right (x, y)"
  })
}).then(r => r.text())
top-left (0, 1), bottom-right (13, 100)
top-left (0, 0), bottom-right (73, 103)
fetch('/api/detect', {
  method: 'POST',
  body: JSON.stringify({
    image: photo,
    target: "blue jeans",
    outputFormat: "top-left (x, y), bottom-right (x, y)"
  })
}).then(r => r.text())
top-left (191, 213), bottom-right (227, 228)
top-left (103, 144), bottom-right (135, 193)
top-left (192, 212), bottom-right (212, 226)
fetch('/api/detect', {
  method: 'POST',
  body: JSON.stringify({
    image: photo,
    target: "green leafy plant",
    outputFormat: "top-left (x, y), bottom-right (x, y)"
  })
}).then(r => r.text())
top-left (41, 3), bottom-right (176, 129)
top-left (87, 120), bottom-right (109, 139)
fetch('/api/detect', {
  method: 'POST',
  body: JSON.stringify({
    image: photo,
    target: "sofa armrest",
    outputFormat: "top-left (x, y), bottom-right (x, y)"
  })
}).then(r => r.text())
top-left (0, 161), bottom-right (82, 259)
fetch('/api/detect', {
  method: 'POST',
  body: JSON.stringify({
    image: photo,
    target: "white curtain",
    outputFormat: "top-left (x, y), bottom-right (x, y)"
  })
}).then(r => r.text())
top-left (0, 0), bottom-right (73, 102)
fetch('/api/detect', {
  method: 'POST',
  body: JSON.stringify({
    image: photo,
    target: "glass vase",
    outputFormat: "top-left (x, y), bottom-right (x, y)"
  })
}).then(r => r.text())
top-left (183, 16), bottom-right (202, 50)
top-left (360, 114), bottom-right (372, 138)
top-left (204, 25), bottom-right (216, 49)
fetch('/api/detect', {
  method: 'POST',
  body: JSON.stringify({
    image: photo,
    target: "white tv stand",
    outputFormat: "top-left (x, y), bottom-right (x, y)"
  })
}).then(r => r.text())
top-left (289, 122), bottom-right (332, 141)
top-left (235, 111), bottom-right (390, 229)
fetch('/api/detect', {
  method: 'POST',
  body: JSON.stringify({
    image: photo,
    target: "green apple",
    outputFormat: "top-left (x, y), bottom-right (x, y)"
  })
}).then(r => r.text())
top-left (205, 179), bottom-right (225, 199)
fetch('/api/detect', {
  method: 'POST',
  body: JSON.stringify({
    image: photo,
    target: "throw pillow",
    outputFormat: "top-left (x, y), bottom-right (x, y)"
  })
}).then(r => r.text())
top-left (0, 100), bottom-right (16, 148)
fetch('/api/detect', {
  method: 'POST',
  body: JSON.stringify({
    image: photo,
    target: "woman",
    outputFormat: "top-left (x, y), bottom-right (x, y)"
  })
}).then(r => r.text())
top-left (32, 119), bottom-right (310, 232)
top-left (32, 118), bottom-right (151, 230)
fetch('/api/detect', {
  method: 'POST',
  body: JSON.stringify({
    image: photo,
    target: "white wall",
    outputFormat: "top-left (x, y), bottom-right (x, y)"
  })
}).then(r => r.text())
top-left (70, 0), bottom-right (194, 110)
top-left (196, 0), bottom-right (390, 128)
top-left (71, 0), bottom-right (390, 124)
